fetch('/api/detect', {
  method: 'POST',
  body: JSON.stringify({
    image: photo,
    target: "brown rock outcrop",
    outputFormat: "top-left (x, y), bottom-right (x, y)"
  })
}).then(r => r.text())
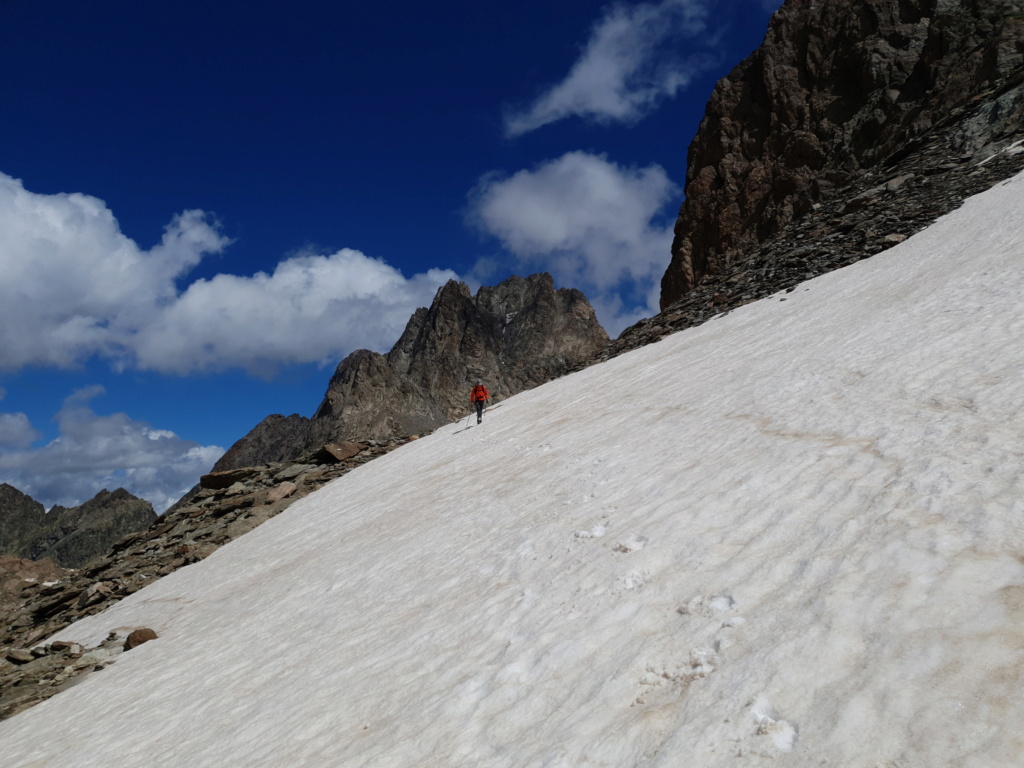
top-left (0, 484), bottom-right (46, 556)
top-left (661, 0), bottom-right (1024, 307)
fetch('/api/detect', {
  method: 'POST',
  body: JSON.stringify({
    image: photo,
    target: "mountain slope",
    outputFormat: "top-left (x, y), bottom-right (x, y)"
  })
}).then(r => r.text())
top-left (2, 172), bottom-right (1023, 765)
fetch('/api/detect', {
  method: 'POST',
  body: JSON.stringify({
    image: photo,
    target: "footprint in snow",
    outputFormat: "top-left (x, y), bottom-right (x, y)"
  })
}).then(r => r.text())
top-left (614, 535), bottom-right (647, 553)
top-left (575, 523), bottom-right (608, 539)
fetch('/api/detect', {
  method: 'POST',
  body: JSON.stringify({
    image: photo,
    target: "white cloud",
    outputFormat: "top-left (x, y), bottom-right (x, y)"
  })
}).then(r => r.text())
top-left (468, 151), bottom-right (678, 335)
top-left (0, 412), bottom-right (41, 450)
top-left (0, 387), bottom-right (224, 513)
top-left (504, 0), bottom-right (716, 136)
top-left (132, 251), bottom-right (457, 376)
top-left (0, 172), bottom-right (457, 376)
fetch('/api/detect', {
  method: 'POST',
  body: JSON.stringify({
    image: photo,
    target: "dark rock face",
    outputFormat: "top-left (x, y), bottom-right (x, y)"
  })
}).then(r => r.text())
top-left (211, 414), bottom-right (311, 473)
top-left (217, 273), bottom-right (608, 468)
top-left (0, 486), bottom-right (156, 569)
top-left (614, 132), bottom-right (1024, 360)
top-left (308, 273), bottom-right (607, 446)
top-left (661, 0), bottom-right (1024, 307)
top-left (0, 485), bottom-right (45, 556)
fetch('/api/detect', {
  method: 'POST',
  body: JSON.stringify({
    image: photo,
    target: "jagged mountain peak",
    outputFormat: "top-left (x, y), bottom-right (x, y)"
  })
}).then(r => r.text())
top-left (215, 273), bottom-right (607, 470)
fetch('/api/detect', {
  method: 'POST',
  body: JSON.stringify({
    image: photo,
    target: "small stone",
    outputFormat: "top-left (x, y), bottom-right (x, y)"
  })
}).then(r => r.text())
top-left (222, 482), bottom-right (248, 496)
top-left (5, 649), bottom-right (34, 664)
top-left (266, 482), bottom-right (299, 504)
top-left (273, 464), bottom-right (316, 482)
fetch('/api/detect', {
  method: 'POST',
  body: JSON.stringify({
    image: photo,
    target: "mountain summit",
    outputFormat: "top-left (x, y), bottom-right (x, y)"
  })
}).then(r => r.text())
top-left (214, 273), bottom-right (607, 470)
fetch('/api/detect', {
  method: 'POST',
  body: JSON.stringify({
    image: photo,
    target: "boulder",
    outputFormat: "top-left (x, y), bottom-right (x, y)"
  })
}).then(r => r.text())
top-left (199, 467), bottom-right (264, 490)
top-left (123, 628), bottom-right (158, 651)
top-left (315, 442), bottom-right (365, 463)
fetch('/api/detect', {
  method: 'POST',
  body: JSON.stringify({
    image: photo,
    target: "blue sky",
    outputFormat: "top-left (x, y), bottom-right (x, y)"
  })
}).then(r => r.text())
top-left (0, 0), bottom-right (779, 512)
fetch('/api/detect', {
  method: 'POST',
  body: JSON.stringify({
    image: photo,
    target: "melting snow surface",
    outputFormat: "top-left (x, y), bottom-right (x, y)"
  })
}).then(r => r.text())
top-left (2, 173), bottom-right (1024, 766)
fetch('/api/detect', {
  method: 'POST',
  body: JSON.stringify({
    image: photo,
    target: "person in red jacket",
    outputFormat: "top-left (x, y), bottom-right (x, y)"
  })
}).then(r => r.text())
top-left (470, 379), bottom-right (489, 424)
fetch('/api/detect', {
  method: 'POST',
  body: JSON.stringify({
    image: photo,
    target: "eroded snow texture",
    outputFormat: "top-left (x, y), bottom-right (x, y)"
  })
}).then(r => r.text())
top-left (2, 173), bottom-right (1024, 766)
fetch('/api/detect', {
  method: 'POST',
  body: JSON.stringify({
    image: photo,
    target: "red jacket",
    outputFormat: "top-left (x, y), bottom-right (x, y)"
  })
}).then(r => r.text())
top-left (470, 384), bottom-right (489, 402)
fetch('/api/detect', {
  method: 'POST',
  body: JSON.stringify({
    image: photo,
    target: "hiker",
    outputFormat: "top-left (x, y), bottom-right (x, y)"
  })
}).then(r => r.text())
top-left (470, 379), bottom-right (489, 424)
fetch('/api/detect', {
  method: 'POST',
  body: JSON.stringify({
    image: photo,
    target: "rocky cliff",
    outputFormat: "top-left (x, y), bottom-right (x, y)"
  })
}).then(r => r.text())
top-left (661, 0), bottom-right (1024, 307)
top-left (0, 486), bottom-right (156, 569)
top-left (0, 485), bottom-right (45, 558)
top-left (215, 273), bottom-right (607, 469)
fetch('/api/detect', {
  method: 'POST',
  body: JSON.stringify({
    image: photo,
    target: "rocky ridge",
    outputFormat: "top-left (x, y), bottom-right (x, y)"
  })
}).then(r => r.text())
top-left (215, 273), bottom-right (607, 471)
top-left (0, 437), bottom-right (414, 720)
top-left (661, 0), bottom-right (1024, 307)
top-left (0, 485), bottom-right (156, 569)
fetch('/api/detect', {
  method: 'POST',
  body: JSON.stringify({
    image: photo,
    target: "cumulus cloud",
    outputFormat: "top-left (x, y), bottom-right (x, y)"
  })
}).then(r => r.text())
top-left (133, 251), bottom-right (456, 376)
top-left (0, 172), bottom-right (457, 376)
top-left (0, 412), bottom-right (41, 450)
top-left (0, 387), bottom-right (224, 514)
top-left (504, 0), bottom-right (716, 136)
top-left (468, 151), bottom-right (678, 335)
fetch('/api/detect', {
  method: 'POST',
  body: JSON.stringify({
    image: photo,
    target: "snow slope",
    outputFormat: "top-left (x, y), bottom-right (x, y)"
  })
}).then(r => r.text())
top-left (2, 172), bottom-right (1023, 766)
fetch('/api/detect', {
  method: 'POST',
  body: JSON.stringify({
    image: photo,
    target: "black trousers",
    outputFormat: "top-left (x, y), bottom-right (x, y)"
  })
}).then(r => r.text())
top-left (475, 400), bottom-right (484, 421)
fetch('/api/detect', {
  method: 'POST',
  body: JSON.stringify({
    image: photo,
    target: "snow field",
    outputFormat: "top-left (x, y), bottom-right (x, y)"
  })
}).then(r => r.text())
top-left (1, 172), bottom-right (1023, 766)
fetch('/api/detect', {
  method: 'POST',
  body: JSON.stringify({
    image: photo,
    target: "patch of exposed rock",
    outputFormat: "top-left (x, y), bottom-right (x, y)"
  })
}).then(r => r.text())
top-left (0, 486), bottom-right (156, 569)
top-left (0, 436), bottom-right (415, 720)
top-left (0, 485), bottom-right (45, 557)
top-left (215, 273), bottom-right (607, 470)
top-left (661, 0), bottom-right (1024, 307)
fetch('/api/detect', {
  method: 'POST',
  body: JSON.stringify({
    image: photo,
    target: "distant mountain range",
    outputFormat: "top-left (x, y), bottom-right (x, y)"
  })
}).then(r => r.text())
top-left (0, 484), bottom-right (154, 569)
